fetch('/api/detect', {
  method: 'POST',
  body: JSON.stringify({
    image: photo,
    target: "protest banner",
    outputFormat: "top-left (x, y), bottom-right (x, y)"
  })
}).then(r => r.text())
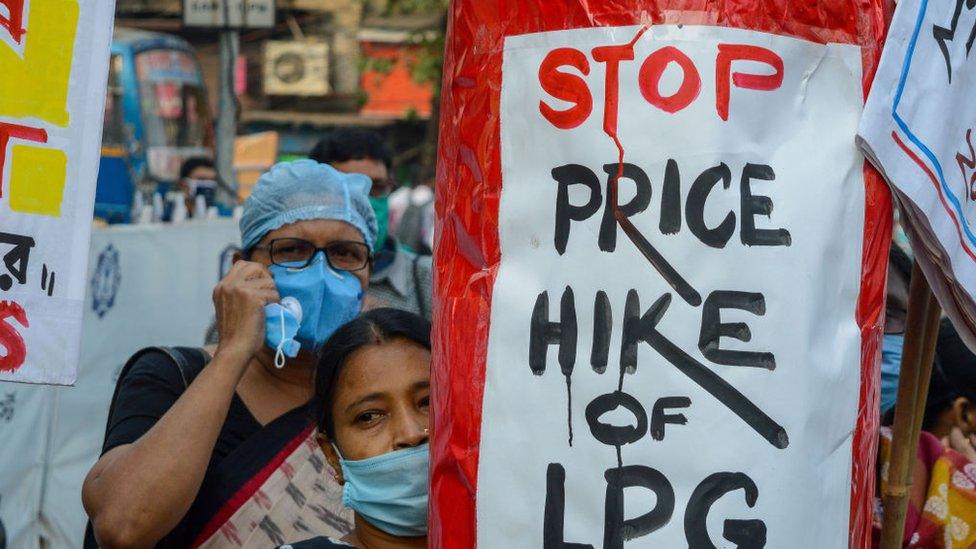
top-left (0, 0), bottom-right (116, 385)
top-left (859, 0), bottom-right (976, 351)
top-left (432, 2), bottom-right (889, 547)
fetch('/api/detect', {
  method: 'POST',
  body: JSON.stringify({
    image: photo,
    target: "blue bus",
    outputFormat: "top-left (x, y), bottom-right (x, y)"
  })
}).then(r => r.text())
top-left (95, 29), bottom-right (214, 223)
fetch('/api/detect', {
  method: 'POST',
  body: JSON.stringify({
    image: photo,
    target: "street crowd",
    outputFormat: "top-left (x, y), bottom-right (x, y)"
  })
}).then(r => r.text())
top-left (76, 127), bottom-right (976, 549)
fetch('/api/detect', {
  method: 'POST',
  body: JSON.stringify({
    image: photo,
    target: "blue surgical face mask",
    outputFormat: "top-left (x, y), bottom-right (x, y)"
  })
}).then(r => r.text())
top-left (881, 334), bottom-right (904, 416)
top-left (265, 297), bottom-right (302, 368)
top-left (268, 252), bottom-right (363, 356)
top-left (337, 443), bottom-right (429, 537)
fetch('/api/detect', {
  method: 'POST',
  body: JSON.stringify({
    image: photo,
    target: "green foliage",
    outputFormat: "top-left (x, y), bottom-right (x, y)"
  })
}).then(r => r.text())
top-left (381, 0), bottom-right (448, 176)
top-left (355, 90), bottom-right (369, 108)
top-left (363, 57), bottom-right (396, 75)
top-left (409, 32), bottom-right (444, 85)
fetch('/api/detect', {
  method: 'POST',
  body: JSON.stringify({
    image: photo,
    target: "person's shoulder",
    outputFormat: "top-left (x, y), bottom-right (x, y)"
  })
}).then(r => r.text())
top-left (397, 245), bottom-right (431, 270)
top-left (417, 254), bottom-right (432, 275)
top-left (118, 347), bottom-right (206, 394)
top-left (279, 536), bottom-right (354, 549)
top-left (409, 185), bottom-right (434, 205)
top-left (123, 348), bottom-right (187, 386)
top-left (102, 347), bottom-right (204, 453)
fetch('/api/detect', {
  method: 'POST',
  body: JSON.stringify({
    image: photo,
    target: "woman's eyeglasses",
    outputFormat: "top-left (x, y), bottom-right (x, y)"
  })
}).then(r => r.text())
top-left (253, 238), bottom-right (371, 272)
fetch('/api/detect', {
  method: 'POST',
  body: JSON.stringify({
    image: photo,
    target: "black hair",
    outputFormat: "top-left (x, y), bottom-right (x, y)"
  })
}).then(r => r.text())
top-left (309, 128), bottom-right (393, 171)
top-left (179, 156), bottom-right (215, 180)
top-left (922, 318), bottom-right (976, 430)
top-left (313, 308), bottom-right (431, 439)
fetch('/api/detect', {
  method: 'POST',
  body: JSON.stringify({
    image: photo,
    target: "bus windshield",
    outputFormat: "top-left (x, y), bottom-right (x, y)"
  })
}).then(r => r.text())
top-left (136, 49), bottom-right (209, 148)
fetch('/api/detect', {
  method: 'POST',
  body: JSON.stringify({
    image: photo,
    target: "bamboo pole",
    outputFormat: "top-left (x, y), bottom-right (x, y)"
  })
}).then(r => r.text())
top-left (879, 262), bottom-right (942, 548)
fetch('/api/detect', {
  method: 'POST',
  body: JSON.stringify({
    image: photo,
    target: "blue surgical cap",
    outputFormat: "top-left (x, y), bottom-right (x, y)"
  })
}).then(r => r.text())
top-left (239, 159), bottom-right (377, 252)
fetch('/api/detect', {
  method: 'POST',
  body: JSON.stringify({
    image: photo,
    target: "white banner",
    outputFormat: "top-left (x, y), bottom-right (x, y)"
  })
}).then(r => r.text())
top-left (478, 25), bottom-right (866, 546)
top-left (0, 0), bottom-right (116, 385)
top-left (0, 220), bottom-right (238, 548)
top-left (859, 0), bottom-right (976, 350)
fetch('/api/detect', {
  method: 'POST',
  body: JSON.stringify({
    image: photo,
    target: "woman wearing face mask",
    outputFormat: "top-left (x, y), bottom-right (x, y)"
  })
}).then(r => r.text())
top-left (873, 244), bottom-right (976, 547)
top-left (281, 308), bottom-right (430, 549)
top-left (83, 160), bottom-right (376, 548)
top-left (879, 243), bottom-right (912, 419)
top-left (873, 318), bottom-right (976, 548)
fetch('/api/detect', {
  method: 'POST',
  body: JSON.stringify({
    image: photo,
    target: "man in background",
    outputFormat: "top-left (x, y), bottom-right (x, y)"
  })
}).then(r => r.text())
top-left (389, 176), bottom-right (435, 255)
top-left (310, 128), bottom-right (432, 319)
top-left (177, 157), bottom-right (219, 218)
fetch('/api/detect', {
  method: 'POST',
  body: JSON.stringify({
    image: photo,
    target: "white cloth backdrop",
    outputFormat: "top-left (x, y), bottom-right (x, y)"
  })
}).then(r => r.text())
top-left (0, 220), bottom-right (238, 548)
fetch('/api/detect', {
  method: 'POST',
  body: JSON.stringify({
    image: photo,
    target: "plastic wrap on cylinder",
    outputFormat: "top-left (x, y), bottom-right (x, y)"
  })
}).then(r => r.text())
top-left (432, 2), bottom-right (889, 547)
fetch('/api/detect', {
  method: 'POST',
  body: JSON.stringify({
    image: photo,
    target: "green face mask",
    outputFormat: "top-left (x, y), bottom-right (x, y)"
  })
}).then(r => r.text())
top-left (369, 195), bottom-right (390, 251)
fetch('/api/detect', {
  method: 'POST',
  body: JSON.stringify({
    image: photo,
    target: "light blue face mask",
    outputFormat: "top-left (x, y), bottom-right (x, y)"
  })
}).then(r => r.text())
top-left (338, 443), bottom-right (429, 537)
top-left (881, 334), bottom-right (904, 416)
top-left (265, 297), bottom-right (302, 368)
top-left (266, 252), bottom-right (363, 360)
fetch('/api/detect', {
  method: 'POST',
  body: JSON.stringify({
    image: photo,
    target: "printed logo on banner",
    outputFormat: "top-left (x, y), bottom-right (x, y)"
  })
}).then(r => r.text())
top-left (218, 244), bottom-right (239, 281)
top-left (91, 245), bottom-right (121, 319)
top-left (477, 25), bottom-right (866, 547)
top-left (0, 392), bottom-right (14, 422)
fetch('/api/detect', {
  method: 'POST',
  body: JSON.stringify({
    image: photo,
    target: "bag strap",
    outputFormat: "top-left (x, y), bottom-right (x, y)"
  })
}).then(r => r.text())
top-left (160, 346), bottom-right (210, 388)
top-left (102, 346), bottom-right (209, 444)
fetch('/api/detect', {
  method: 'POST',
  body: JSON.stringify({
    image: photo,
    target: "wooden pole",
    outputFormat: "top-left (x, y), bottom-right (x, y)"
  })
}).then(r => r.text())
top-left (879, 262), bottom-right (942, 548)
top-left (217, 29), bottom-right (240, 197)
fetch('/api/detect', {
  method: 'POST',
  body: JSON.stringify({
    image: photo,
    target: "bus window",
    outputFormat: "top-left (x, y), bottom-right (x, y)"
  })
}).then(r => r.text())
top-left (136, 49), bottom-right (210, 180)
top-left (102, 54), bottom-right (126, 147)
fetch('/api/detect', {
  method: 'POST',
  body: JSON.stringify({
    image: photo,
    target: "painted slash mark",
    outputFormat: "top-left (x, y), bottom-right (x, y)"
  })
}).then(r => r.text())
top-left (590, 25), bottom-right (784, 449)
top-left (0, 300), bottom-right (28, 372)
top-left (638, 293), bottom-right (789, 449)
top-left (599, 26), bottom-right (703, 307)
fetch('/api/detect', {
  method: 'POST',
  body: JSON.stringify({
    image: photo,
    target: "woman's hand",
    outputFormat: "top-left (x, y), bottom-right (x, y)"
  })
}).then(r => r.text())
top-left (943, 427), bottom-right (976, 462)
top-left (213, 260), bottom-right (279, 362)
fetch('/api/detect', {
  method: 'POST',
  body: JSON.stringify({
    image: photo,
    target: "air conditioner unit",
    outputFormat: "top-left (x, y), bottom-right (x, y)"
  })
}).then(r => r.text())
top-left (263, 40), bottom-right (330, 96)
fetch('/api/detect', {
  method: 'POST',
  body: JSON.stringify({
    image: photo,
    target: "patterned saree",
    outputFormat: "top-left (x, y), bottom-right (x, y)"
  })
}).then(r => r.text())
top-left (190, 407), bottom-right (353, 548)
top-left (875, 428), bottom-right (976, 548)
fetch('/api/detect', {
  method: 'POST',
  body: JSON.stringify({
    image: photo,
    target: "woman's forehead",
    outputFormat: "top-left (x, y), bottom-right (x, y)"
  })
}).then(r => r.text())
top-left (335, 343), bottom-right (431, 398)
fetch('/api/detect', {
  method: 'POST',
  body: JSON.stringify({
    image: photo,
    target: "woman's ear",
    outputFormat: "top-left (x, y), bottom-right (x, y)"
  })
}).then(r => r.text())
top-left (317, 431), bottom-right (344, 485)
top-left (955, 397), bottom-right (976, 435)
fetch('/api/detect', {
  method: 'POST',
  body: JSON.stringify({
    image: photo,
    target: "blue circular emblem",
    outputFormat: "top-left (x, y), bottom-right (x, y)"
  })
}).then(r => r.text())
top-left (91, 244), bottom-right (121, 319)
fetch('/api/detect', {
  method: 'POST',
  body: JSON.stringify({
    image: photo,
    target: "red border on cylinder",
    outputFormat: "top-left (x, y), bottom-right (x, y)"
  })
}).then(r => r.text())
top-left (432, 2), bottom-right (890, 547)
